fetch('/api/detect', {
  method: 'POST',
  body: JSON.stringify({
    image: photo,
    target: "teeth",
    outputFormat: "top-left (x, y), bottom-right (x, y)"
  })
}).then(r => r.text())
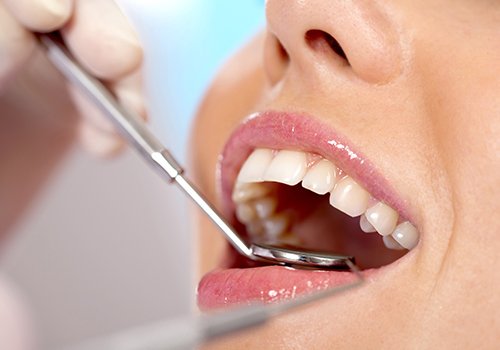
top-left (392, 221), bottom-right (419, 249)
top-left (253, 197), bottom-right (278, 219)
top-left (382, 235), bottom-right (405, 250)
top-left (246, 220), bottom-right (264, 237)
top-left (329, 176), bottom-right (370, 217)
top-left (232, 148), bottom-right (420, 251)
top-left (232, 182), bottom-right (270, 203)
top-left (365, 202), bottom-right (399, 236)
top-left (262, 214), bottom-right (289, 240)
top-left (263, 150), bottom-right (307, 186)
top-left (237, 148), bottom-right (274, 183)
top-left (359, 214), bottom-right (377, 233)
top-left (302, 159), bottom-right (338, 195)
top-left (235, 202), bottom-right (256, 224)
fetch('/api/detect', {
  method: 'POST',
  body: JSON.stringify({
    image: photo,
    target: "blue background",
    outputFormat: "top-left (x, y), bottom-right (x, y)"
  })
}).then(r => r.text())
top-left (122, 1), bottom-right (265, 157)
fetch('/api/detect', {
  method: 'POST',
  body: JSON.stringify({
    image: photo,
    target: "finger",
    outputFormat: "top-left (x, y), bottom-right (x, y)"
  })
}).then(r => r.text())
top-left (68, 67), bottom-right (147, 129)
top-left (111, 68), bottom-right (148, 122)
top-left (67, 82), bottom-right (116, 134)
top-left (69, 82), bottom-right (124, 157)
top-left (61, 0), bottom-right (143, 81)
top-left (78, 121), bottom-right (124, 157)
top-left (0, 2), bottom-right (35, 85)
top-left (70, 67), bottom-right (147, 157)
top-left (3, 0), bottom-right (73, 32)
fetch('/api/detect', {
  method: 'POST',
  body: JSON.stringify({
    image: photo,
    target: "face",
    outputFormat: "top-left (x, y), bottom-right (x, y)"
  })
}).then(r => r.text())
top-left (191, 0), bottom-right (500, 348)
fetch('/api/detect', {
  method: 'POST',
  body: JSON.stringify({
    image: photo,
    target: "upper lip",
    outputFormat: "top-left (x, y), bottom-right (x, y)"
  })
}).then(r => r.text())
top-left (218, 109), bottom-right (413, 224)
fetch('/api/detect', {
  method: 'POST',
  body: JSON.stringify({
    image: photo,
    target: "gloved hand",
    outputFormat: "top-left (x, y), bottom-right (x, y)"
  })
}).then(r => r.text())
top-left (0, 0), bottom-right (146, 155)
top-left (0, 3), bottom-right (146, 348)
top-left (0, 0), bottom-right (146, 240)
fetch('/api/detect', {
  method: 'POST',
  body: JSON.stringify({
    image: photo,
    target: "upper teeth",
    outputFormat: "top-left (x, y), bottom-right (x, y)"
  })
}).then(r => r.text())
top-left (233, 148), bottom-right (420, 251)
top-left (302, 159), bottom-right (337, 195)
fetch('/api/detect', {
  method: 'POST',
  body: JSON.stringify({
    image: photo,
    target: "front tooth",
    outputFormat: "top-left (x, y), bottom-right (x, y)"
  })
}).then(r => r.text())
top-left (232, 183), bottom-right (269, 203)
top-left (359, 214), bottom-right (377, 233)
top-left (365, 202), bottom-right (399, 236)
top-left (263, 150), bottom-right (307, 186)
top-left (253, 197), bottom-right (277, 219)
top-left (237, 148), bottom-right (274, 183)
top-left (382, 235), bottom-right (405, 250)
top-left (235, 202), bottom-right (256, 224)
top-left (392, 221), bottom-right (419, 249)
top-left (302, 159), bottom-right (338, 195)
top-left (329, 177), bottom-right (370, 217)
top-left (262, 214), bottom-right (289, 239)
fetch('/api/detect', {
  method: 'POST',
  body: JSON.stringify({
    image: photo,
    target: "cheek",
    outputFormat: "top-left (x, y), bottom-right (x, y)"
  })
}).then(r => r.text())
top-left (190, 34), bottom-right (267, 273)
top-left (195, 212), bottom-right (227, 276)
top-left (425, 66), bottom-right (499, 222)
top-left (191, 79), bottom-right (267, 274)
top-left (415, 31), bottom-right (500, 315)
top-left (191, 98), bottom-right (257, 275)
top-left (411, 12), bottom-right (500, 230)
top-left (190, 34), bottom-right (268, 200)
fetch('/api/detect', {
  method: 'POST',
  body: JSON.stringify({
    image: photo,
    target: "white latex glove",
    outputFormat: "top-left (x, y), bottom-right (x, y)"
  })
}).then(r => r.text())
top-left (0, 0), bottom-right (146, 155)
top-left (0, 2), bottom-right (146, 349)
top-left (0, 0), bottom-right (147, 231)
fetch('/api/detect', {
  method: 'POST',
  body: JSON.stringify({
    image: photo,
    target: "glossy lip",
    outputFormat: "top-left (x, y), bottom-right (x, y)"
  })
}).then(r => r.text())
top-left (218, 110), bottom-right (412, 221)
top-left (197, 110), bottom-right (415, 310)
top-left (198, 265), bottom-right (368, 310)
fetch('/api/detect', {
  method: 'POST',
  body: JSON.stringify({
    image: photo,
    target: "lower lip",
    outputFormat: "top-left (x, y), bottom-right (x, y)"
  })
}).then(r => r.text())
top-left (197, 265), bottom-right (366, 310)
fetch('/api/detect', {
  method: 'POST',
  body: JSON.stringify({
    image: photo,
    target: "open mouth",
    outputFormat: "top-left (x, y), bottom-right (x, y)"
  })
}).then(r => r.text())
top-left (232, 148), bottom-right (418, 267)
top-left (197, 110), bottom-right (420, 310)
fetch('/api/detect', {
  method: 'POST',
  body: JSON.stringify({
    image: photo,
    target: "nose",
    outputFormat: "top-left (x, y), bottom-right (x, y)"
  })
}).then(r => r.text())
top-left (264, 0), bottom-right (405, 85)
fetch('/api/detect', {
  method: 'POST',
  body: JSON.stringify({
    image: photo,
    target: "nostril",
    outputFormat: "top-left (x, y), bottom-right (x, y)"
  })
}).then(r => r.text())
top-left (305, 29), bottom-right (349, 65)
top-left (324, 33), bottom-right (347, 61)
top-left (274, 34), bottom-right (289, 63)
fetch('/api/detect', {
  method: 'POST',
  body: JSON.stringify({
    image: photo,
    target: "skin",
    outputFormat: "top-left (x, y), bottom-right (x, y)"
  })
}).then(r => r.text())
top-left (191, 0), bottom-right (500, 348)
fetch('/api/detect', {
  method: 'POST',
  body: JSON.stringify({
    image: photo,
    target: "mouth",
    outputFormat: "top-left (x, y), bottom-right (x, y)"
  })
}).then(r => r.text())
top-left (197, 110), bottom-right (420, 310)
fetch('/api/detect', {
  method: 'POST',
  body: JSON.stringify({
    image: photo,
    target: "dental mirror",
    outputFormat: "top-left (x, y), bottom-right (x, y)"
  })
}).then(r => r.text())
top-left (37, 32), bottom-right (354, 270)
top-left (251, 243), bottom-right (354, 269)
